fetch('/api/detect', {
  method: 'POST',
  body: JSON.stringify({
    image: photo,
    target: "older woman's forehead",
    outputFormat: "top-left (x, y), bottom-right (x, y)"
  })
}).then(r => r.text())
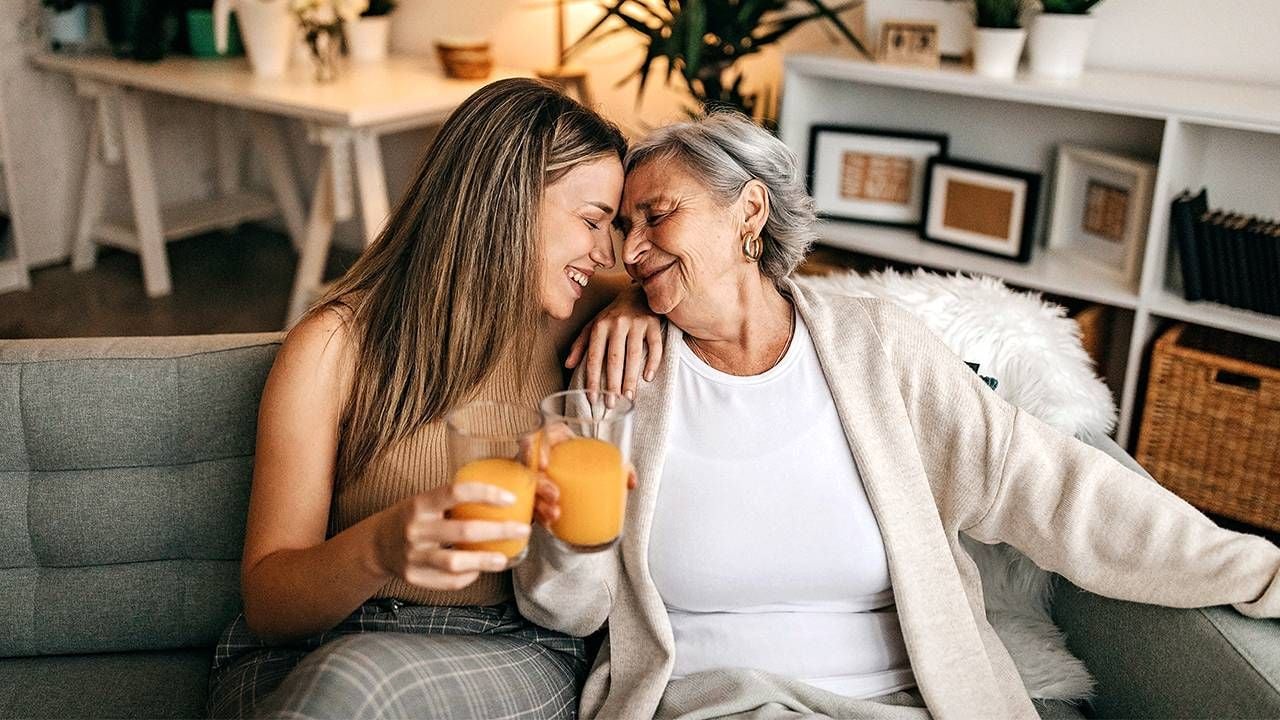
top-left (622, 159), bottom-right (699, 207)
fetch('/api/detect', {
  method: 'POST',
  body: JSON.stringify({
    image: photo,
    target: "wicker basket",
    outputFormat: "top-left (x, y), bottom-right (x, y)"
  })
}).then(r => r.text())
top-left (1135, 324), bottom-right (1280, 531)
top-left (1072, 304), bottom-right (1110, 372)
top-left (435, 40), bottom-right (493, 80)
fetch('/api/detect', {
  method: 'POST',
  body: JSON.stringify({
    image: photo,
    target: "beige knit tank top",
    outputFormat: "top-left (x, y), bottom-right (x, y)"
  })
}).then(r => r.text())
top-left (327, 334), bottom-right (563, 607)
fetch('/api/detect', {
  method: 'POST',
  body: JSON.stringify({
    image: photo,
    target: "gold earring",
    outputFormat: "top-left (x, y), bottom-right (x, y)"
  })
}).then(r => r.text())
top-left (742, 232), bottom-right (762, 262)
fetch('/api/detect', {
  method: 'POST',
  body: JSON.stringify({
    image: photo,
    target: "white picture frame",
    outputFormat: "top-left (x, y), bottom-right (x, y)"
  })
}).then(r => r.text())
top-left (1048, 145), bottom-right (1156, 285)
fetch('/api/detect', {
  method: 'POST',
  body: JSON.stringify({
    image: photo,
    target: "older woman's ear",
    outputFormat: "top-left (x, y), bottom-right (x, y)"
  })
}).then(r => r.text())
top-left (739, 178), bottom-right (771, 238)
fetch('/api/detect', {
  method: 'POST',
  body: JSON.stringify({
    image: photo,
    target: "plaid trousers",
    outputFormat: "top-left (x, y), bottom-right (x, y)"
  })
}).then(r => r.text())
top-left (207, 599), bottom-right (587, 720)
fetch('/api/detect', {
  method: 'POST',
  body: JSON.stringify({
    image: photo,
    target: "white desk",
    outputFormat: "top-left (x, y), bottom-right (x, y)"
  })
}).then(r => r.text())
top-left (32, 53), bottom-right (523, 321)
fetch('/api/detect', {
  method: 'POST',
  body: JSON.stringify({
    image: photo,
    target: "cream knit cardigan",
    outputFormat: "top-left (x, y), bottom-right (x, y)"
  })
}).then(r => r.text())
top-left (515, 281), bottom-right (1280, 720)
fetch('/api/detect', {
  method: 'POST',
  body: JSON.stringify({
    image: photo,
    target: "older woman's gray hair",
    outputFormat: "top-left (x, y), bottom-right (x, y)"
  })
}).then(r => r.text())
top-left (625, 112), bottom-right (817, 281)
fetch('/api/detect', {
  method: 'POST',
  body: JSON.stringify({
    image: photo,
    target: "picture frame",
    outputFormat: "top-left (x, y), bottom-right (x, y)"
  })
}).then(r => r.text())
top-left (1048, 145), bottom-right (1156, 285)
top-left (806, 124), bottom-right (949, 228)
top-left (921, 156), bottom-right (1041, 262)
top-left (876, 19), bottom-right (942, 69)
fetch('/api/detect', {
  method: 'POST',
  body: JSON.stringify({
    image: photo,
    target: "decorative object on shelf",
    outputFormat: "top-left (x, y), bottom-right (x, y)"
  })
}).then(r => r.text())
top-left (534, 0), bottom-right (594, 106)
top-left (1027, 0), bottom-right (1102, 79)
top-left (292, 0), bottom-right (367, 82)
top-left (435, 38), bottom-right (493, 80)
top-left (345, 0), bottom-right (393, 64)
top-left (806, 124), bottom-right (948, 227)
top-left (1136, 323), bottom-right (1280, 533)
top-left (42, 0), bottom-right (90, 51)
top-left (921, 156), bottom-right (1039, 262)
top-left (1170, 189), bottom-right (1280, 316)
top-left (1047, 145), bottom-right (1154, 287)
top-left (1070, 303), bottom-right (1110, 373)
top-left (970, 0), bottom-right (1029, 79)
top-left (567, 1), bottom-right (870, 124)
top-left (875, 19), bottom-right (941, 69)
top-left (879, 0), bottom-right (973, 59)
top-left (102, 0), bottom-right (178, 61)
top-left (189, 8), bottom-right (244, 57)
top-left (215, 0), bottom-right (299, 77)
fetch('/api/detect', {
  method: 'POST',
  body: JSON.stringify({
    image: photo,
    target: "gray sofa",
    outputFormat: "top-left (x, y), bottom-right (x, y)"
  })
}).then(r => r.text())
top-left (1, 333), bottom-right (1278, 719)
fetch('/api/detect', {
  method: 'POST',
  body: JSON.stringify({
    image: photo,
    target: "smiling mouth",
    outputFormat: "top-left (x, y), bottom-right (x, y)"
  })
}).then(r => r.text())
top-left (640, 262), bottom-right (676, 284)
top-left (565, 266), bottom-right (591, 288)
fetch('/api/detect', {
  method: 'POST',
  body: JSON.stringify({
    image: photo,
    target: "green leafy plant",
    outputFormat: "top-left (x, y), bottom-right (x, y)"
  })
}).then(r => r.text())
top-left (362, 0), bottom-right (395, 16)
top-left (568, 0), bottom-right (869, 124)
top-left (1041, 0), bottom-right (1103, 13)
top-left (972, 0), bottom-right (1028, 28)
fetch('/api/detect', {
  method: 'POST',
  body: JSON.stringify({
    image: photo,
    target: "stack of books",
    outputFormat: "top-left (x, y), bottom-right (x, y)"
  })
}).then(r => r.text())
top-left (1170, 189), bottom-right (1280, 316)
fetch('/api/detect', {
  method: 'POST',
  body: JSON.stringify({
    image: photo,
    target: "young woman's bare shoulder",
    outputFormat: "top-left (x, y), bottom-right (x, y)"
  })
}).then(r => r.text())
top-left (270, 304), bottom-right (359, 406)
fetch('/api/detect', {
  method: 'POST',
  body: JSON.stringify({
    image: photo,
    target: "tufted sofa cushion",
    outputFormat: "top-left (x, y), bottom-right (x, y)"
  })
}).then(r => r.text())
top-left (0, 333), bottom-right (281, 657)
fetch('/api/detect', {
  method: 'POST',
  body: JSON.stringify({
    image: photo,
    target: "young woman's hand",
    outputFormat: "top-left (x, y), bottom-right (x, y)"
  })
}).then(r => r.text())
top-left (372, 484), bottom-right (531, 591)
top-left (565, 284), bottom-right (663, 400)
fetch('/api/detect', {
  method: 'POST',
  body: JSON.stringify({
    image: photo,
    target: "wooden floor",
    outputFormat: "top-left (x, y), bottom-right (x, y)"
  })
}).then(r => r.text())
top-left (0, 224), bottom-right (357, 339)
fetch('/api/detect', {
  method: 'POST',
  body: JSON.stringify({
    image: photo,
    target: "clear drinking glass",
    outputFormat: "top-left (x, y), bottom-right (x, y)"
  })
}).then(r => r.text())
top-left (539, 390), bottom-right (634, 553)
top-left (445, 401), bottom-right (542, 569)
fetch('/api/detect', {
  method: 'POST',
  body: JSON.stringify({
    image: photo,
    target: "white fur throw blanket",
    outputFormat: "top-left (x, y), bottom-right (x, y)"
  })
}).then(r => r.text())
top-left (798, 269), bottom-right (1114, 703)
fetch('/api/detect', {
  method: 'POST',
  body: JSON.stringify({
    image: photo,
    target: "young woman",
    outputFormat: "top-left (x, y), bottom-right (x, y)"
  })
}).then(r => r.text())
top-left (206, 78), bottom-right (661, 720)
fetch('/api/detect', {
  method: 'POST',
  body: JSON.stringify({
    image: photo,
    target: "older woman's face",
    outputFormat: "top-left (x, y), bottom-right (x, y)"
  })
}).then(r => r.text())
top-left (617, 159), bottom-right (742, 315)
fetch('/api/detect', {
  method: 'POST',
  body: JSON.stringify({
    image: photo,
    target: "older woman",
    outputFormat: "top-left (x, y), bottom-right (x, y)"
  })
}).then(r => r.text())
top-left (515, 113), bottom-right (1280, 720)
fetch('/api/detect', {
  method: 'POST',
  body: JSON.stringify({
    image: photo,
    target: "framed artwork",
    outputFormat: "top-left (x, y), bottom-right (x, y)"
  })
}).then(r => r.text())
top-left (806, 125), bottom-right (949, 228)
top-left (921, 156), bottom-right (1041, 262)
top-left (1048, 145), bottom-right (1156, 284)
top-left (876, 19), bottom-right (942, 69)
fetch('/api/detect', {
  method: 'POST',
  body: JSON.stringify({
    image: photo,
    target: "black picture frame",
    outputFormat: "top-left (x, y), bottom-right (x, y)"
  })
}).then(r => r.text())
top-left (805, 124), bottom-right (950, 229)
top-left (919, 156), bottom-right (1041, 263)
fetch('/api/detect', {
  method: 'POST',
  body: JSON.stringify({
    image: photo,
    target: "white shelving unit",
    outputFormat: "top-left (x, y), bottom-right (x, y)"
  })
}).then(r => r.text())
top-left (780, 54), bottom-right (1280, 448)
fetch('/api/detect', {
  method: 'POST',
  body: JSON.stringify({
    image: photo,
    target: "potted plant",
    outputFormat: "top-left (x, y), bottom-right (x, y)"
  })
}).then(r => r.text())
top-left (971, 0), bottom-right (1028, 79)
top-left (291, 0), bottom-right (367, 81)
top-left (345, 0), bottom-right (394, 63)
top-left (1027, 0), bottom-right (1103, 79)
top-left (42, 0), bottom-right (90, 50)
top-left (567, 1), bottom-right (869, 126)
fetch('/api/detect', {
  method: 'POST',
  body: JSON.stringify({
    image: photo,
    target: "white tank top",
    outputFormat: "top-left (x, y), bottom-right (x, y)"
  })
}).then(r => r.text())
top-left (649, 313), bottom-right (917, 699)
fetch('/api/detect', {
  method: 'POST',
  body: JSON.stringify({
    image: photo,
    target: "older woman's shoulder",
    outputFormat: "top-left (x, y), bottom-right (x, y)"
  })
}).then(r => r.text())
top-left (792, 280), bottom-right (930, 336)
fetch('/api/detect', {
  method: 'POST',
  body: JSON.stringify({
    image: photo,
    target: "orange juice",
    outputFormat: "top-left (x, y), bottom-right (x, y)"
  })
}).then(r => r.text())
top-left (450, 458), bottom-right (536, 558)
top-left (547, 437), bottom-right (626, 549)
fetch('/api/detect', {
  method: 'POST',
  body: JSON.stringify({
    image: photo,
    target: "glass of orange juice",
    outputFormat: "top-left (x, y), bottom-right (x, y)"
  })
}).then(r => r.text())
top-left (539, 390), bottom-right (634, 552)
top-left (445, 402), bottom-right (541, 568)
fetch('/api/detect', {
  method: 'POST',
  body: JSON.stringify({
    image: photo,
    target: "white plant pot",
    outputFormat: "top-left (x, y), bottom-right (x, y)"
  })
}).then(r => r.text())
top-left (214, 0), bottom-right (297, 79)
top-left (47, 4), bottom-right (89, 47)
top-left (1028, 13), bottom-right (1095, 79)
top-left (972, 27), bottom-right (1026, 80)
top-left (345, 16), bottom-right (391, 64)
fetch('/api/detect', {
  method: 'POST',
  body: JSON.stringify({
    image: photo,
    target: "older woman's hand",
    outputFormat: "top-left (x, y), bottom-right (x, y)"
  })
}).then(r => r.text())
top-left (526, 422), bottom-right (637, 528)
top-left (565, 284), bottom-right (663, 400)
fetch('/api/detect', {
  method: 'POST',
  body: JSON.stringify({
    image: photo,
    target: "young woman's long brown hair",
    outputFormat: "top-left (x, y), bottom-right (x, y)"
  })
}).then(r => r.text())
top-left (306, 78), bottom-right (626, 487)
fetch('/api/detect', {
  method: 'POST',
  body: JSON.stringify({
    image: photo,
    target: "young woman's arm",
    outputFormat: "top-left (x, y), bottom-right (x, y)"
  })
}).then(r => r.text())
top-left (239, 310), bottom-right (529, 643)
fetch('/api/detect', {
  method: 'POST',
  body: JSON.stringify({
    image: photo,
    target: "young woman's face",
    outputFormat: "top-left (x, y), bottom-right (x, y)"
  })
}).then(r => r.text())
top-left (538, 156), bottom-right (625, 319)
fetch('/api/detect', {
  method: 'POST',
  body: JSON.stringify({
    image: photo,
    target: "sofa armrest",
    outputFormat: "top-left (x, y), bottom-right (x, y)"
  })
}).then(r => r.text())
top-left (1053, 579), bottom-right (1280, 719)
top-left (1060, 432), bottom-right (1280, 718)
